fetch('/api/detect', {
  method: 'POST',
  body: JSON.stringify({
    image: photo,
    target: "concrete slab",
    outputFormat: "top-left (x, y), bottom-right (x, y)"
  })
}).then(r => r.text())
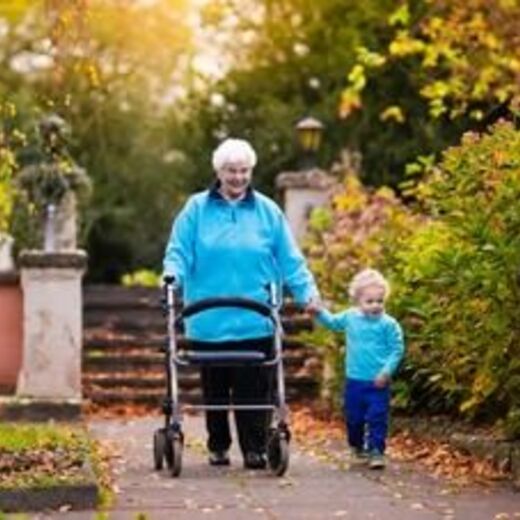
top-left (21, 414), bottom-right (520, 520)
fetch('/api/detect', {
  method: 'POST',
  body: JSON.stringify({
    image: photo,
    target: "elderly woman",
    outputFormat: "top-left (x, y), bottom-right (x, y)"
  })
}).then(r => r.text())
top-left (163, 138), bottom-right (319, 469)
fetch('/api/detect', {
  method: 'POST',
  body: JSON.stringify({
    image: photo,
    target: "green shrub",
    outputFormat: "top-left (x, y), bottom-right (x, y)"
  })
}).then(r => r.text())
top-left (393, 121), bottom-right (520, 433)
top-left (306, 121), bottom-right (520, 436)
top-left (121, 268), bottom-right (160, 287)
top-left (0, 102), bottom-right (23, 235)
top-left (304, 171), bottom-right (420, 305)
top-left (0, 146), bottom-right (15, 235)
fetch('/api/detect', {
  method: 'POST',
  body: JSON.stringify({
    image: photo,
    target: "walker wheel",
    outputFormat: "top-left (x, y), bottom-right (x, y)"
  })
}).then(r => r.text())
top-left (267, 428), bottom-right (290, 477)
top-left (153, 429), bottom-right (166, 470)
top-left (166, 429), bottom-right (184, 477)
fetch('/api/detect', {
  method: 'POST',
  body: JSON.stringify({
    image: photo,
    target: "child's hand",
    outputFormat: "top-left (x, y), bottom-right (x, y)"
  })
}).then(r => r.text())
top-left (374, 373), bottom-right (390, 388)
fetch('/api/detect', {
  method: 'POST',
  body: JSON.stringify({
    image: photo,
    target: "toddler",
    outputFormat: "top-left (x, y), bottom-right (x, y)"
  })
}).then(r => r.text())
top-left (311, 268), bottom-right (404, 469)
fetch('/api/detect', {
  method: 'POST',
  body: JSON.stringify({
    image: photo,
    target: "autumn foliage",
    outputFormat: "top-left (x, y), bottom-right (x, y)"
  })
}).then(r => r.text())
top-left (291, 405), bottom-right (507, 484)
top-left (341, 0), bottom-right (520, 122)
top-left (305, 120), bottom-right (520, 436)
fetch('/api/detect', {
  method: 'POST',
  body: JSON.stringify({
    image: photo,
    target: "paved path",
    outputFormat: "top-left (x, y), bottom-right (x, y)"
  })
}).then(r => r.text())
top-left (30, 415), bottom-right (519, 520)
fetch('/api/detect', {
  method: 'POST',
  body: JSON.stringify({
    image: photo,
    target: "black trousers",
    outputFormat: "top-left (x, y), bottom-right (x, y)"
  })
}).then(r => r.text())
top-left (192, 337), bottom-right (275, 456)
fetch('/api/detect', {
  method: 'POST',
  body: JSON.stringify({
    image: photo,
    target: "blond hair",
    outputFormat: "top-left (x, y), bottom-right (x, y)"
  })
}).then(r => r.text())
top-left (348, 268), bottom-right (390, 302)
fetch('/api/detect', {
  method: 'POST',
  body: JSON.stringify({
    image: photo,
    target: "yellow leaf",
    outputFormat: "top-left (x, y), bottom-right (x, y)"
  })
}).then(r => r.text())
top-left (339, 89), bottom-right (362, 119)
top-left (380, 106), bottom-right (405, 123)
top-left (389, 4), bottom-right (410, 27)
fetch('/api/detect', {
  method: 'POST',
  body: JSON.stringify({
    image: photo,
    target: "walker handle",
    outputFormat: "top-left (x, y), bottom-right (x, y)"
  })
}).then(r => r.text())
top-left (178, 297), bottom-right (272, 323)
top-left (162, 275), bottom-right (177, 311)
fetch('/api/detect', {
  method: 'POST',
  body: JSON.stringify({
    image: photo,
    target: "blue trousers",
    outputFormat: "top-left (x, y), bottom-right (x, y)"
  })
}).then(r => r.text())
top-left (343, 378), bottom-right (390, 454)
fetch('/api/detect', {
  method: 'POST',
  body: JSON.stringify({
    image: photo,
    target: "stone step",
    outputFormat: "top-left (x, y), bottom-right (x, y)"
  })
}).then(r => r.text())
top-left (84, 381), bottom-right (317, 406)
top-left (82, 371), bottom-right (317, 391)
top-left (84, 334), bottom-right (166, 350)
top-left (83, 337), bottom-right (318, 359)
top-left (83, 334), bottom-right (311, 350)
top-left (83, 311), bottom-right (313, 335)
top-left (83, 285), bottom-right (160, 310)
top-left (83, 285), bottom-right (305, 316)
top-left (83, 371), bottom-right (200, 390)
top-left (82, 285), bottom-right (321, 407)
top-left (82, 348), bottom-right (316, 372)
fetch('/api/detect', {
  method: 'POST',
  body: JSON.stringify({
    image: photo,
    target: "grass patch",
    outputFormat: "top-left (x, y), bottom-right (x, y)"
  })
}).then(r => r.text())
top-left (0, 423), bottom-right (94, 490)
top-left (88, 438), bottom-right (116, 508)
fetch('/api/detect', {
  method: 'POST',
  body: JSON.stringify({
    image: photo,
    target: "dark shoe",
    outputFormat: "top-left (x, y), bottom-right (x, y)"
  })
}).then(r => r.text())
top-left (368, 450), bottom-right (386, 470)
top-left (349, 446), bottom-right (369, 465)
top-left (244, 451), bottom-right (267, 470)
top-left (209, 450), bottom-right (230, 466)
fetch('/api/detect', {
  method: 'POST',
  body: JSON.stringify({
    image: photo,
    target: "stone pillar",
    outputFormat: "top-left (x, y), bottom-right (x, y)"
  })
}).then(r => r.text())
top-left (16, 250), bottom-right (87, 403)
top-left (276, 168), bottom-right (336, 241)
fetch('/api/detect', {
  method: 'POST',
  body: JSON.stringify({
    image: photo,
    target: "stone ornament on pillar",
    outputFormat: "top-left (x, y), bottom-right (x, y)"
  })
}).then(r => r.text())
top-left (17, 114), bottom-right (91, 253)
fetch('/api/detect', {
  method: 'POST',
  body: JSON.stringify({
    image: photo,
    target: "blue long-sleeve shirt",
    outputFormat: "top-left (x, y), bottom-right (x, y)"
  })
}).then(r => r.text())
top-left (163, 186), bottom-right (319, 341)
top-left (317, 308), bottom-right (404, 381)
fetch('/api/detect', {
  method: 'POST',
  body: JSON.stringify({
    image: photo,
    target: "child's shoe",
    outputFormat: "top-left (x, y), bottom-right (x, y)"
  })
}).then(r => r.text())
top-left (368, 450), bottom-right (386, 469)
top-left (349, 446), bottom-right (369, 465)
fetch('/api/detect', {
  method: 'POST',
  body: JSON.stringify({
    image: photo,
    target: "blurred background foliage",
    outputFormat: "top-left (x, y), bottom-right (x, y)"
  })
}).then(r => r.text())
top-left (0, 0), bottom-right (519, 430)
top-left (2, 0), bottom-right (499, 280)
top-left (0, 0), bottom-right (194, 280)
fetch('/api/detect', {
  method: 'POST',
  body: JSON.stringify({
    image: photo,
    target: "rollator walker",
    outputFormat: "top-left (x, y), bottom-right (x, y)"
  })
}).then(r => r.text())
top-left (152, 276), bottom-right (291, 477)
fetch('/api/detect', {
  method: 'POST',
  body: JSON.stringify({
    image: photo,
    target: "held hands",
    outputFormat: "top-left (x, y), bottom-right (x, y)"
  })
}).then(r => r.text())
top-left (305, 296), bottom-right (323, 316)
top-left (374, 373), bottom-right (390, 388)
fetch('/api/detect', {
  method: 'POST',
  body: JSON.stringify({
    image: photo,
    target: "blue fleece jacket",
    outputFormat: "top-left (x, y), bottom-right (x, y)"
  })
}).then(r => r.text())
top-left (163, 186), bottom-right (318, 341)
top-left (317, 308), bottom-right (404, 381)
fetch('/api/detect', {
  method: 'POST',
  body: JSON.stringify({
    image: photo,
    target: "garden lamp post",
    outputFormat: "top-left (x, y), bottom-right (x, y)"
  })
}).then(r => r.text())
top-left (295, 116), bottom-right (324, 170)
top-left (276, 115), bottom-right (333, 240)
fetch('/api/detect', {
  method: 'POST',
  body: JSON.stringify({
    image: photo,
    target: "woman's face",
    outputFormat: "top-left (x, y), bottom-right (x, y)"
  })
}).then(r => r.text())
top-left (216, 159), bottom-right (253, 200)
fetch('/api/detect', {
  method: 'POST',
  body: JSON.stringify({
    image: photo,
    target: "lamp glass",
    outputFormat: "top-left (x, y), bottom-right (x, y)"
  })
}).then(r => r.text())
top-left (296, 118), bottom-right (323, 153)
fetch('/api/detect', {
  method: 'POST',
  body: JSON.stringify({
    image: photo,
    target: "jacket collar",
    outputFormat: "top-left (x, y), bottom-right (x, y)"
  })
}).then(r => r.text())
top-left (209, 181), bottom-right (255, 205)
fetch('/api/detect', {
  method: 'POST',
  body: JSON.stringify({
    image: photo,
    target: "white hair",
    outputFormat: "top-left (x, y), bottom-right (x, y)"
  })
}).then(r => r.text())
top-left (348, 268), bottom-right (390, 302)
top-left (212, 138), bottom-right (257, 171)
